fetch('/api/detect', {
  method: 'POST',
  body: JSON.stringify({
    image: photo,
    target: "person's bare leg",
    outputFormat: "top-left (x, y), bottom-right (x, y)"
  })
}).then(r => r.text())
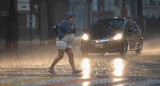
top-left (66, 48), bottom-right (81, 74)
top-left (49, 50), bottom-right (65, 70)
top-left (65, 48), bottom-right (75, 70)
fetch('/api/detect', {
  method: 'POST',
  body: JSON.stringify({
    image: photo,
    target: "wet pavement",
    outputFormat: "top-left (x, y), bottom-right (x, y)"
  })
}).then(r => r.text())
top-left (0, 37), bottom-right (160, 86)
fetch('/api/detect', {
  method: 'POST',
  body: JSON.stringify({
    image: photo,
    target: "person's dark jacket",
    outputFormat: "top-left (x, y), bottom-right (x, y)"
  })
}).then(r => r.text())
top-left (58, 19), bottom-right (76, 40)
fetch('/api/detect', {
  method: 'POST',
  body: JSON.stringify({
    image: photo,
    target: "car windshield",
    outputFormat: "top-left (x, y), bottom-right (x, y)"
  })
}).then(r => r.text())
top-left (89, 20), bottom-right (124, 39)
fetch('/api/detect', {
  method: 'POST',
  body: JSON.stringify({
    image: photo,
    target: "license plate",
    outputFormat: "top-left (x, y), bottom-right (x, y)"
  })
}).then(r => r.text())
top-left (95, 44), bottom-right (103, 48)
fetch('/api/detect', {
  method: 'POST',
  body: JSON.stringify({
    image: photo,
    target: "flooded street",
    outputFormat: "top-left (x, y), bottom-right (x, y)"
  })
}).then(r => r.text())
top-left (0, 37), bottom-right (160, 86)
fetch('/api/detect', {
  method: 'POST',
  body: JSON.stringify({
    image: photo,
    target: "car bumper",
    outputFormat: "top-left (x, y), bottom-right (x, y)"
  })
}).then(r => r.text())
top-left (81, 39), bottom-right (123, 53)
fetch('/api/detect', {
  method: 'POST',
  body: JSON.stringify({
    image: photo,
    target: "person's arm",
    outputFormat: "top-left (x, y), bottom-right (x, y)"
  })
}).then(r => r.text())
top-left (72, 25), bottom-right (76, 33)
top-left (61, 20), bottom-right (75, 33)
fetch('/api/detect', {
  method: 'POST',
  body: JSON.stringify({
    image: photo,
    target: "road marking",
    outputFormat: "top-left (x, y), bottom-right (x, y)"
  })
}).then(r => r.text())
top-left (93, 74), bottom-right (160, 78)
top-left (0, 77), bottom-right (61, 86)
top-left (102, 79), bottom-right (146, 86)
top-left (14, 77), bottom-right (79, 86)
top-left (145, 82), bottom-right (160, 86)
top-left (41, 78), bottom-right (102, 86)
top-left (0, 76), bottom-right (160, 86)
top-left (0, 77), bottom-right (34, 84)
top-left (64, 78), bottom-right (112, 86)
top-left (128, 80), bottom-right (160, 86)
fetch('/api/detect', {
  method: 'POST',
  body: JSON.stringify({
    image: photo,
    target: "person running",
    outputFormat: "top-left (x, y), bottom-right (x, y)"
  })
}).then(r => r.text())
top-left (49, 11), bottom-right (81, 74)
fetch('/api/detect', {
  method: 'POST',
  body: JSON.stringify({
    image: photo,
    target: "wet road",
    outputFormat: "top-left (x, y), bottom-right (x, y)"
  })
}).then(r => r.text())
top-left (0, 37), bottom-right (160, 86)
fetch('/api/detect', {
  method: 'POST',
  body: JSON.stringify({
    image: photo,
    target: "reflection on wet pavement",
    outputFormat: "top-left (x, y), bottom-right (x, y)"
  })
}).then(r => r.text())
top-left (81, 58), bottom-right (91, 86)
top-left (112, 58), bottom-right (125, 76)
top-left (112, 78), bottom-right (124, 86)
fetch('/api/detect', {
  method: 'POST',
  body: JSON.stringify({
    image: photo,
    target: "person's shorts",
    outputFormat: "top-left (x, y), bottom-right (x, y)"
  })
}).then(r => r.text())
top-left (56, 41), bottom-right (72, 50)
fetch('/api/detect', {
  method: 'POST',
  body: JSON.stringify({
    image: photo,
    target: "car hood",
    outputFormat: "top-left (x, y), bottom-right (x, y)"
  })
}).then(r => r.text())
top-left (89, 30), bottom-right (122, 40)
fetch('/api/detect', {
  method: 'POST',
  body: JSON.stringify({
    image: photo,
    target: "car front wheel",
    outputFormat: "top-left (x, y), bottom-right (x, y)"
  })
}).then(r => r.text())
top-left (120, 41), bottom-right (128, 56)
top-left (136, 40), bottom-right (143, 54)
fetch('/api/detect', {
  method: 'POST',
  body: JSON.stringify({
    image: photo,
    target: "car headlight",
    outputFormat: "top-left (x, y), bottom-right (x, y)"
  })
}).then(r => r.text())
top-left (82, 34), bottom-right (89, 40)
top-left (113, 34), bottom-right (122, 40)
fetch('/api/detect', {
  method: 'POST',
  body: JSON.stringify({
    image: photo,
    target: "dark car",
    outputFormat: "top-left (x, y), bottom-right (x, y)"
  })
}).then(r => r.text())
top-left (81, 18), bottom-right (143, 55)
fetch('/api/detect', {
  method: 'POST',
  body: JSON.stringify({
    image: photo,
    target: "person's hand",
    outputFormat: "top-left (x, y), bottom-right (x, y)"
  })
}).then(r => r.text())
top-left (71, 26), bottom-right (75, 29)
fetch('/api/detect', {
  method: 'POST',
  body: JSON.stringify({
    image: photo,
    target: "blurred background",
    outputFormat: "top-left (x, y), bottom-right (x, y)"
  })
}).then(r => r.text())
top-left (0, 0), bottom-right (160, 50)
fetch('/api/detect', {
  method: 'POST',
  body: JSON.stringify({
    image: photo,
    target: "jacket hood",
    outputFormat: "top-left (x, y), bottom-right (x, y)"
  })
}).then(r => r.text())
top-left (65, 11), bottom-right (75, 19)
